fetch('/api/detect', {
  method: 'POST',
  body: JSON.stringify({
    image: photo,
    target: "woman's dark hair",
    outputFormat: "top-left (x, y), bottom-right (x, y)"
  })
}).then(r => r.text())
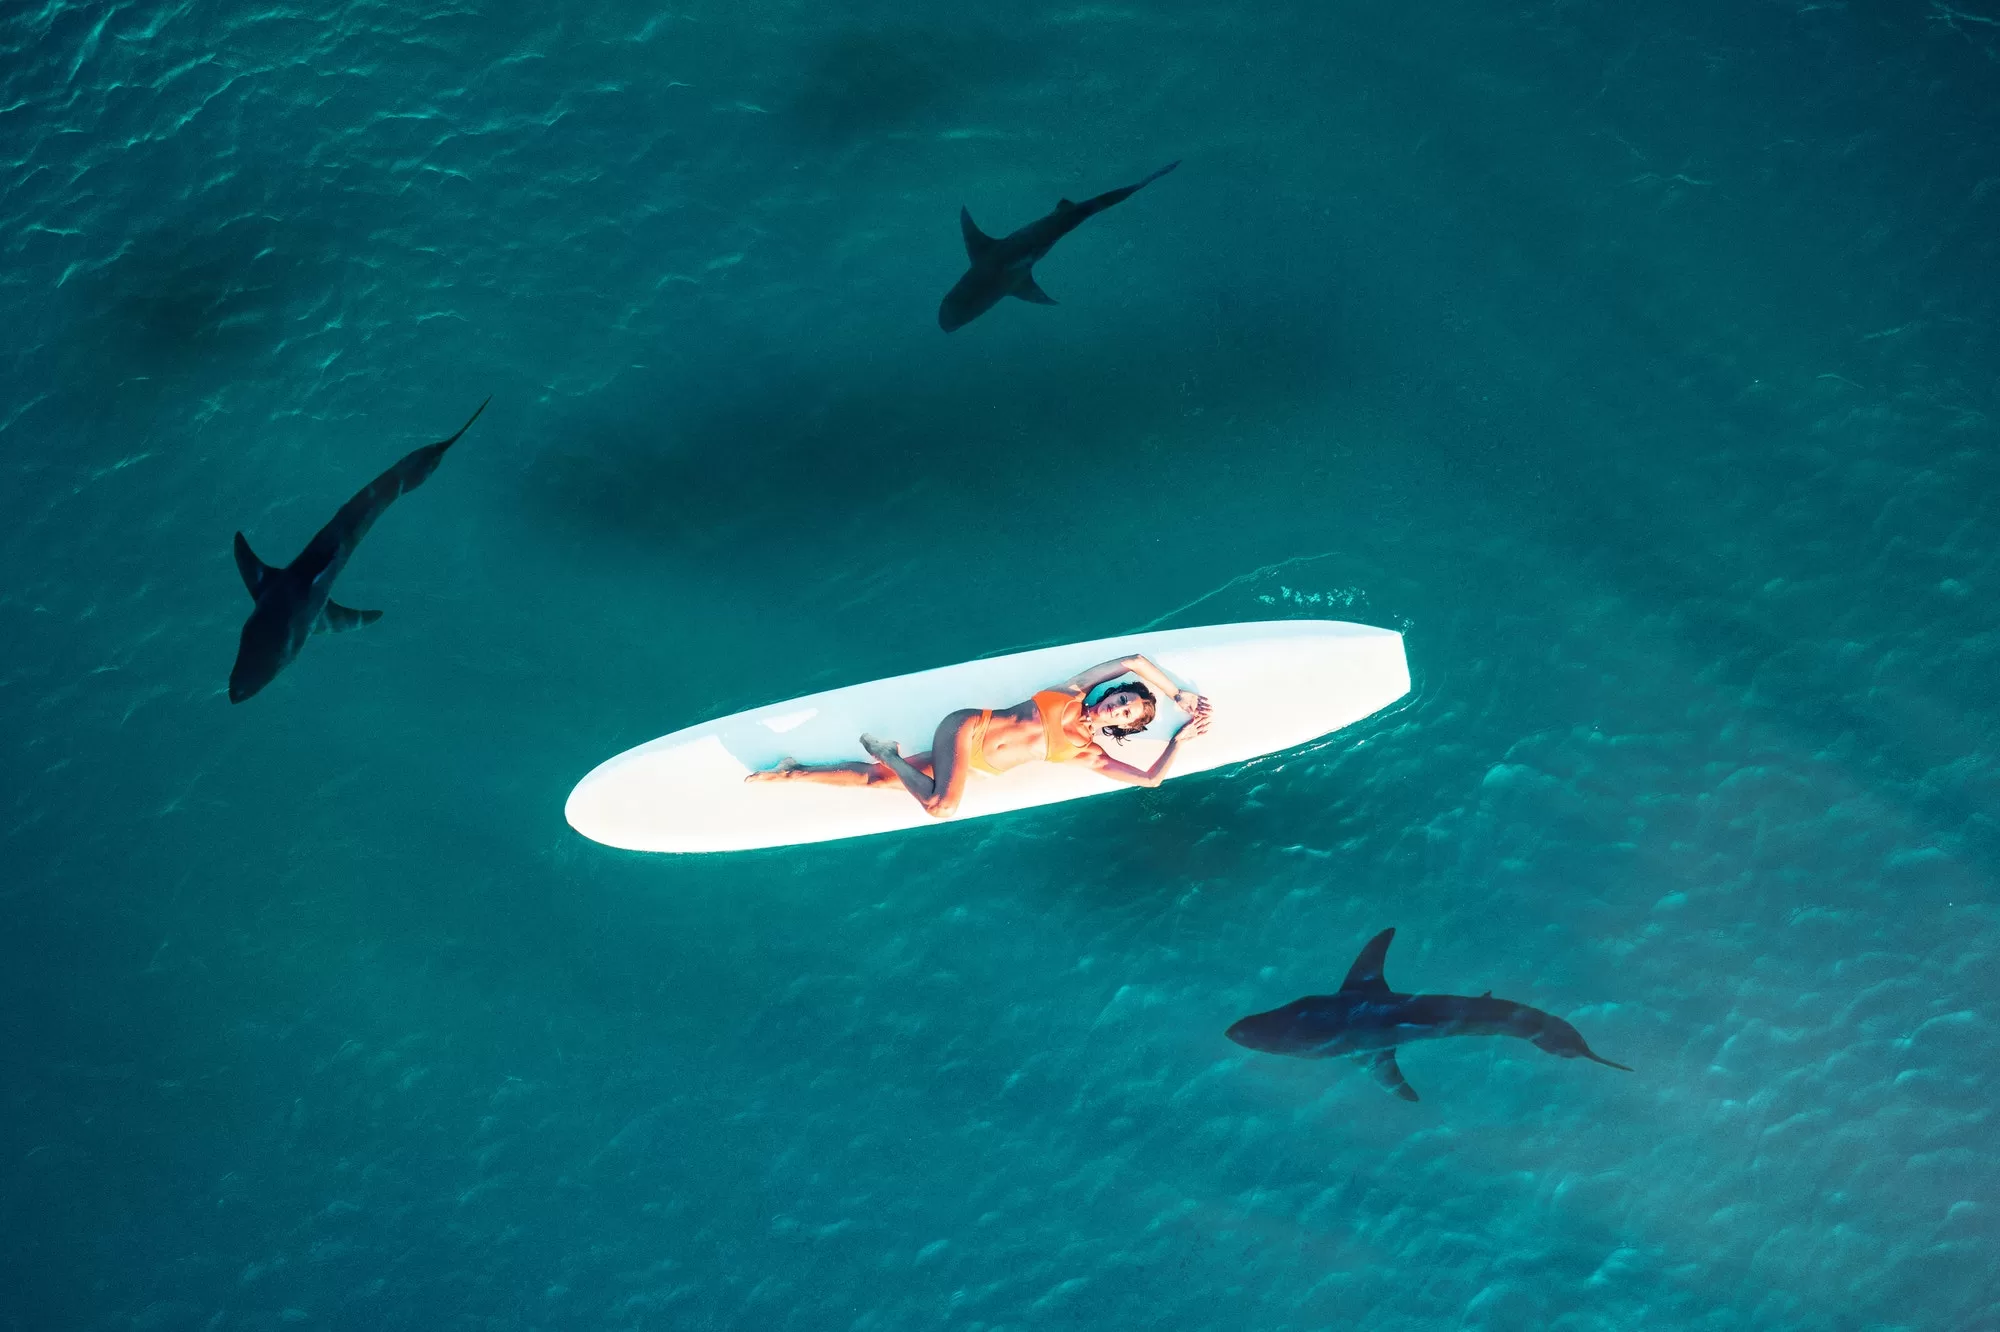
top-left (1089, 680), bottom-right (1157, 740)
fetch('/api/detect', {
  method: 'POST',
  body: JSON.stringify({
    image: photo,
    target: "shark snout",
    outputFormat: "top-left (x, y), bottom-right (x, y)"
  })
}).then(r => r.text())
top-left (227, 663), bottom-right (264, 704)
top-left (1225, 1009), bottom-right (1297, 1053)
top-left (228, 659), bottom-right (273, 704)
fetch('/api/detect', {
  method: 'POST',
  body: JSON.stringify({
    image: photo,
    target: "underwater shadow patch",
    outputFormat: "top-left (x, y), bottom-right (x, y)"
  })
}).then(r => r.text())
top-left (65, 210), bottom-right (348, 384)
top-left (777, 20), bottom-right (1041, 151)
top-left (520, 290), bottom-right (1360, 574)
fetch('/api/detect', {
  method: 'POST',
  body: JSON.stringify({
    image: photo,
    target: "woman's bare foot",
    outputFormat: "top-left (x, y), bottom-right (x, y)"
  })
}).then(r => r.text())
top-left (744, 757), bottom-right (804, 784)
top-left (859, 733), bottom-right (901, 763)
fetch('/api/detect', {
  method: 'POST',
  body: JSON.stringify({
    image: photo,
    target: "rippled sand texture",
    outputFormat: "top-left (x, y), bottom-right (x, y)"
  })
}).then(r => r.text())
top-left (3, 1), bottom-right (1997, 1329)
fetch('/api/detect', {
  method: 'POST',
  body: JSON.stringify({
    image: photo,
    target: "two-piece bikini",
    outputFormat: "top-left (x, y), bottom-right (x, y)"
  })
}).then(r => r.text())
top-left (963, 688), bottom-right (1094, 774)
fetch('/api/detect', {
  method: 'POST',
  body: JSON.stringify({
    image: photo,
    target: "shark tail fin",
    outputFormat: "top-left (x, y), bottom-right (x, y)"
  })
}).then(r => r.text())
top-left (1359, 1049), bottom-right (1418, 1101)
top-left (1138, 160), bottom-right (1181, 188)
top-left (233, 532), bottom-right (276, 600)
top-left (432, 397), bottom-right (490, 455)
top-left (960, 207), bottom-right (995, 260)
top-left (1013, 273), bottom-right (1058, 306)
top-left (316, 601), bottom-right (383, 634)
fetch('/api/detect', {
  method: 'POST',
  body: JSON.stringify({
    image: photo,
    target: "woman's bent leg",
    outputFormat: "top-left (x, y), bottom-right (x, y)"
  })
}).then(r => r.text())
top-left (863, 710), bottom-right (978, 816)
top-left (745, 756), bottom-right (932, 787)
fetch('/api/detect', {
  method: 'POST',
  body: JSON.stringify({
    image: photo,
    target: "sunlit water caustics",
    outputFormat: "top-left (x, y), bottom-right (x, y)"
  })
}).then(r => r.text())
top-left (3, 2), bottom-right (1998, 1329)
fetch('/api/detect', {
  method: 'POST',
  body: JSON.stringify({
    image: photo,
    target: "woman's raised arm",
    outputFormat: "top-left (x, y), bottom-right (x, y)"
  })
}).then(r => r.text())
top-left (1064, 654), bottom-right (1212, 723)
top-left (1087, 719), bottom-right (1202, 788)
top-left (1062, 656), bottom-right (1142, 693)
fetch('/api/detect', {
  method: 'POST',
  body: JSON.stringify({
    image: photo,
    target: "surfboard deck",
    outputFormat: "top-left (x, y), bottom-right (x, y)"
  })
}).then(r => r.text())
top-left (565, 619), bottom-right (1410, 854)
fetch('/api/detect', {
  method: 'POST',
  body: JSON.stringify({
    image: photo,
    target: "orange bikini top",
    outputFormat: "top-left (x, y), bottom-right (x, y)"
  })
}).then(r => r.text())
top-left (1034, 689), bottom-right (1093, 764)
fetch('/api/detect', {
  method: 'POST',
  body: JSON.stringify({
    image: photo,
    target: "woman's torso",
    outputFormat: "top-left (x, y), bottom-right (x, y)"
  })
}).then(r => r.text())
top-left (975, 688), bottom-right (1093, 772)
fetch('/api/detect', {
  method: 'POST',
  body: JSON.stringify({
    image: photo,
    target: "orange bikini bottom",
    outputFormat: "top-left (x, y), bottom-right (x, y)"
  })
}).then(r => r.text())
top-left (965, 709), bottom-right (1000, 774)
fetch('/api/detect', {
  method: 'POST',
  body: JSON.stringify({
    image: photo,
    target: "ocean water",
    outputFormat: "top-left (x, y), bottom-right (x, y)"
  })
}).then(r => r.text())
top-left (4, 0), bottom-right (1998, 1328)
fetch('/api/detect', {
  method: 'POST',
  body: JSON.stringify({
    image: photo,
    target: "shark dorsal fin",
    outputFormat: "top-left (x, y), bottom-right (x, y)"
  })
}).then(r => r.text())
top-left (233, 532), bottom-right (276, 600)
top-left (1339, 928), bottom-right (1396, 996)
top-left (1013, 272), bottom-right (1057, 305)
top-left (960, 207), bottom-right (995, 260)
top-left (1056, 197), bottom-right (1077, 211)
top-left (1480, 990), bottom-right (1492, 998)
top-left (316, 601), bottom-right (383, 634)
top-left (1358, 1049), bottom-right (1419, 1101)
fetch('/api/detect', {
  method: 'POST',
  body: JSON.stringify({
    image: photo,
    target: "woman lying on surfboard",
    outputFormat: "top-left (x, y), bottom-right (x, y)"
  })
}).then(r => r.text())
top-left (745, 655), bottom-right (1212, 818)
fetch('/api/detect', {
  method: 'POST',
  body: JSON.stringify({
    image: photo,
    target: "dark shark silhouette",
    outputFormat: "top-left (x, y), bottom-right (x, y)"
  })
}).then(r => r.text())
top-left (227, 398), bottom-right (488, 703)
top-left (939, 161), bottom-right (1179, 332)
top-left (1225, 928), bottom-right (1631, 1101)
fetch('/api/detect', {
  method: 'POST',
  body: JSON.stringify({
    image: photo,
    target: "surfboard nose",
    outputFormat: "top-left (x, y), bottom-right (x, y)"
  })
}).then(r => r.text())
top-left (566, 759), bottom-right (674, 852)
top-left (566, 735), bottom-right (755, 853)
top-left (563, 769), bottom-right (620, 847)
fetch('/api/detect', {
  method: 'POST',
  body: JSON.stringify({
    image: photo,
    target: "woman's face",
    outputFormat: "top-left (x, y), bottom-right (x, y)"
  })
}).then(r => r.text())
top-left (1087, 689), bottom-right (1150, 733)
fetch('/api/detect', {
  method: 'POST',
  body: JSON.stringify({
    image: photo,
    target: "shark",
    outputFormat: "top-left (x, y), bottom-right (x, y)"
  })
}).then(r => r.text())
top-left (1225, 928), bottom-right (1632, 1101)
top-left (938, 161), bottom-right (1180, 332)
top-left (227, 398), bottom-right (488, 703)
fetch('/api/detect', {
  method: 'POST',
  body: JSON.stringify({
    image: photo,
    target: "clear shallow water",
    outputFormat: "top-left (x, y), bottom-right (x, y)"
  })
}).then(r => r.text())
top-left (3, 1), bottom-right (1998, 1328)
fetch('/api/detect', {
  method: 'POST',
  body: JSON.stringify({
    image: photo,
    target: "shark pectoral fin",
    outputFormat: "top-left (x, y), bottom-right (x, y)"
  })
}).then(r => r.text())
top-left (233, 532), bottom-right (276, 600)
top-left (1359, 1050), bottom-right (1419, 1101)
top-left (1013, 273), bottom-right (1058, 305)
top-left (316, 601), bottom-right (383, 634)
top-left (960, 207), bottom-right (995, 259)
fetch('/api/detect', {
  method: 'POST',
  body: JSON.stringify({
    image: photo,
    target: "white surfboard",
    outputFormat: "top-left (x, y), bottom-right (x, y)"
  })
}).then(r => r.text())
top-left (565, 619), bottom-right (1410, 854)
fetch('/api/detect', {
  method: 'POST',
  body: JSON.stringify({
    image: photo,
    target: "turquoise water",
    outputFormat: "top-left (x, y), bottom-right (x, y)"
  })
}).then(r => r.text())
top-left (4, 1), bottom-right (1998, 1327)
